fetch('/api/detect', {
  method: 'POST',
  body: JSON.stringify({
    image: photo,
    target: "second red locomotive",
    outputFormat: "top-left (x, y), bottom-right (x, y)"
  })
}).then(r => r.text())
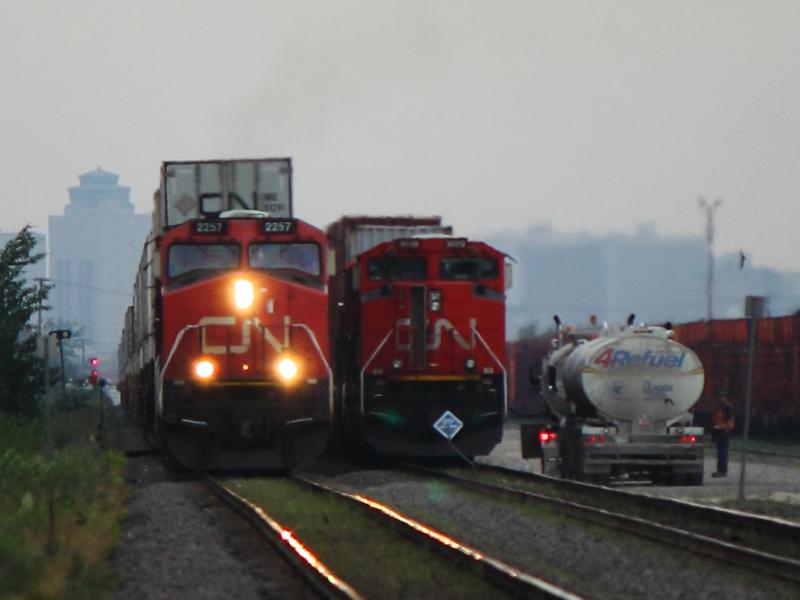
top-left (328, 217), bottom-right (510, 458)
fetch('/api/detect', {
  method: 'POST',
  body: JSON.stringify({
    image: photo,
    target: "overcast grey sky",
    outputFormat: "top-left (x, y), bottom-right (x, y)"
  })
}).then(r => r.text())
top-left (1, 0), bottom-right (798, 271)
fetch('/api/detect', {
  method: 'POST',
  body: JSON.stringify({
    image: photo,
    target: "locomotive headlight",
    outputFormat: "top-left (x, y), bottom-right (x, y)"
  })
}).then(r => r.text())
top-left (465, 358), bottom-right (476, 370)
top-left (193, 359), bottom-right (216, 380)
top-left (392, 358), bottom-right (403, 370)
top-left (428, 289), bottom-right (442, 312)
top-left (277, 357), bottom-right (299, 381)
top-left (233, 279), bottom-right (255, 310)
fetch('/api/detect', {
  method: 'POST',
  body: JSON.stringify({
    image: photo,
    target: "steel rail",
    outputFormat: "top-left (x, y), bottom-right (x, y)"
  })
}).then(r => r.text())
top-left (291, 474), bottom-right (583, 600)
top-left (203, 475), bottom-right (365, 600)
top-left (402, 464), bottom-right (800, 585)
top-left (472, 462), bottom-right (800, 548)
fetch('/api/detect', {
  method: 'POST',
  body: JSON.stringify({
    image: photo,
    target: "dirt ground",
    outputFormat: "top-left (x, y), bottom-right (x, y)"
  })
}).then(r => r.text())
top-left (482, 420), bottom-right (800, 504)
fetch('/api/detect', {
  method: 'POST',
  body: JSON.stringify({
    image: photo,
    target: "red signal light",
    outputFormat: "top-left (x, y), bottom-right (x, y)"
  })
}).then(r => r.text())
top-left (538, 430), bottom-right (557, 444)
top-left (88, 370), bottom-right (99, 385)
top-left (89, 357), bottom-right (100, 367)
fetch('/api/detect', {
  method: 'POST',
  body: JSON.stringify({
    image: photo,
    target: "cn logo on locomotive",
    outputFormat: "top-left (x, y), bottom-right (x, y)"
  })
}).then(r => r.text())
top-left (198, 315), bottom-right (289, 354)
top-left (394, 317), bottom-right (478, 350)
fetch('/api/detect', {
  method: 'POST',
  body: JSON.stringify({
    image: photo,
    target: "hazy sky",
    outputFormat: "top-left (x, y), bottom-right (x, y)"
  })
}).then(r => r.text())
top-left (2, 1), bottom-right (798, 271)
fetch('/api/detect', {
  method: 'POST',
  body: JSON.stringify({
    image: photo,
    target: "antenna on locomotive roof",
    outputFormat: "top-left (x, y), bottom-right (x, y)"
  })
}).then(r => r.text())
top-left (627, 313), bottom-right (636, 326)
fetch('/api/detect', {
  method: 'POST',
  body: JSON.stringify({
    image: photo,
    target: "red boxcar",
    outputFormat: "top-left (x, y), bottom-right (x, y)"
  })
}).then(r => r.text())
top-left (673, 315), bottom-right (800, 438)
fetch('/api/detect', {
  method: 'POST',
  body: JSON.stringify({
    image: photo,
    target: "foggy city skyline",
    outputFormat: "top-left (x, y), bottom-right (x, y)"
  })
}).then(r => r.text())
top-left (2, 1), bottom-right (799, 279)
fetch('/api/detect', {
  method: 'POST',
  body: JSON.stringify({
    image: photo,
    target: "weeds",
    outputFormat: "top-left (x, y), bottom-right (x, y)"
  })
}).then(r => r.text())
top-left (0, 391), bottom-right (127, 599)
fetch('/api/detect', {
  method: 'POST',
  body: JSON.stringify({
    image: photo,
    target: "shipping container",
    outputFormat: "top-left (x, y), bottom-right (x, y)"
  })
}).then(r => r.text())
top-left (154, 158), bottom-right (293, 233)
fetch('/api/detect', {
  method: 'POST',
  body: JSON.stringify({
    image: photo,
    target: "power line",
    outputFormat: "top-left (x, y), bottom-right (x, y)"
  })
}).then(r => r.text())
top-left (48, 278), bottom-right (130, 297)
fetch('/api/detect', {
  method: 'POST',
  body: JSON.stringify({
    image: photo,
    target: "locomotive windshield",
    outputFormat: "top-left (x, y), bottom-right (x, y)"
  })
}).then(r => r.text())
top-left (367, 257), bottom-right (427, 281)
top-left (440, 257), bottom-right (498, 280)
top-left (168, 244), bottom-right (240, 283)
top-left (249, 243), bottom-right (321, 277)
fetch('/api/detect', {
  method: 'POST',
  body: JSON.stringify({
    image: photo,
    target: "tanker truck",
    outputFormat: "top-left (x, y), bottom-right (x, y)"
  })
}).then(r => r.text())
top-left (521, 316), bottom-right (705, 485)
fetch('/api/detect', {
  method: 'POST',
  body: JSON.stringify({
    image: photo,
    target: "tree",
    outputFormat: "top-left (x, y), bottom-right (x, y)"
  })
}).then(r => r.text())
top-left (0, 226), bottom-right (51, 414)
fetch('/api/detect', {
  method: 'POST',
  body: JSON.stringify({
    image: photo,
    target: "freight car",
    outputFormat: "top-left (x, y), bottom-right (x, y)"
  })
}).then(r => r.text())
top-left (673, 315), bottom-right (800, 439)
top-left (118, 159), bottom-right (331, 469)
top-left (522, 316), bottom-right (706, 484)
top-left (328, 216), bottom-right (511, 458)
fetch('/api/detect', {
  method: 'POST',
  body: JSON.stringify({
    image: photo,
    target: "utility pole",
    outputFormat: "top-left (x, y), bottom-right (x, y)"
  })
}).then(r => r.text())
top-left (74, 338), bottom-right (93, 374)
top-left (698, 198), bottom-right (722, 322)
top-left (34, 277), bottom-right (49, 336)
top-left (739, 295), bottom-right (765, 503)
top-left (34, 278), bottom-right (56, 553)
top-left (50, 329), bottom-right (72, 422)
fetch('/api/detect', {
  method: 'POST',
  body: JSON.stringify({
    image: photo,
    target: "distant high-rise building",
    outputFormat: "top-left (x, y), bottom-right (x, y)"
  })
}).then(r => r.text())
top-left (48, 168), bottom-right (150, 369)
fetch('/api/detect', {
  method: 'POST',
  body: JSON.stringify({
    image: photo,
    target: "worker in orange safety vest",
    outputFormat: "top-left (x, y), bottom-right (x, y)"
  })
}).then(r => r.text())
top-left (711, 391), bottom-right (735, 477)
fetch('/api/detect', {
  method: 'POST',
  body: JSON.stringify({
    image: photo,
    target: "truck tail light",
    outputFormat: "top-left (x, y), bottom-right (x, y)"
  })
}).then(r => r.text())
top-left (585, 434), bottom-right (607, 444)
top-left (539, 430), bottom-right (557, 444)
top-left (679, 434), bottom-right (698, 444)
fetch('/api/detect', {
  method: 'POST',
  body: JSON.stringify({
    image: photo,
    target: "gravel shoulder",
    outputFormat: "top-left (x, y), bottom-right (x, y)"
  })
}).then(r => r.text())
top-left (111, 408), bottom-right (315, 600)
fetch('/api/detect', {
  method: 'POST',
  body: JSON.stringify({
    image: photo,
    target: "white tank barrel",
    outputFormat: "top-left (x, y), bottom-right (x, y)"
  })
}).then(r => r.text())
top-left (546, 329), bottom-right (704, 423)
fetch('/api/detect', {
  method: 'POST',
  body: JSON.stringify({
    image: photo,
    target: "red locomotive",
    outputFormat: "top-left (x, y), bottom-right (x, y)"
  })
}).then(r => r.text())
top-left (118, 159), bottom-right (331, 468)
top-left (328, 217), bottom-right (510, 458)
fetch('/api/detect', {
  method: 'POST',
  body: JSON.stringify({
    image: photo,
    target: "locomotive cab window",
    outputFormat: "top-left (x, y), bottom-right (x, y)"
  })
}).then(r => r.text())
top-left (249, 243), bottom-right (321, 278)
top-left (440, 257), bottom-right (498, 280)
top-left (167, 244), bottom-right (240, 286)
top-left (366, 257), bottom-right (427, 281)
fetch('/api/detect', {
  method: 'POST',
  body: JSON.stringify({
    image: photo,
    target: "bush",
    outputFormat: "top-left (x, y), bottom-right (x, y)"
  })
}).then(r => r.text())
top-left (0, 405), bottom-right (127, 598)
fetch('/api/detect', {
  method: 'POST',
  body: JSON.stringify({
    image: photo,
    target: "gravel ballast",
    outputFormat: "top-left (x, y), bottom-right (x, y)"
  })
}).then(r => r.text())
top-left (111, 410), bottom-right (800, 599)
top-left (325, 469), bottom-right (797, 599)
top-left (111, 408), bottom-right (315, 600)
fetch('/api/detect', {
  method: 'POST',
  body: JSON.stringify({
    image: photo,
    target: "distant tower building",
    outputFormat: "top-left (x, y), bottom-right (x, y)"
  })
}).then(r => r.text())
top-left (48, 168), bottom-right (150, 369)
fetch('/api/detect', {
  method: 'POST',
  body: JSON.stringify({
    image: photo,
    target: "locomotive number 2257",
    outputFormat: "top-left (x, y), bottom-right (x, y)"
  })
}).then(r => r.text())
top-left (263, 221), bottom-right (294, 233)
top-left (193, 221), bottom-right (227, 234)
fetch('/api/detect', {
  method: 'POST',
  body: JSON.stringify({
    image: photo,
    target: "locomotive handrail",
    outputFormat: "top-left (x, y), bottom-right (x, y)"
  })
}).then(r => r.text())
top-left (472, 327), bottom-right (508, 418)
top-left (359, 329), bottom-right (394, 413)
top-left (290, 323), bottom-right (334, 416)
top-left (155, 322), bottom-right (203, 426)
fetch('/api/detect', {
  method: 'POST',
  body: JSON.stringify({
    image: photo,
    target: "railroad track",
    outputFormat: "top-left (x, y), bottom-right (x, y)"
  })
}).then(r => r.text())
top-left (290, 473), bottom-right (582, 600)
top-left (401, 462), bottom-right (800, 585)
top-left (211, 470), bottom-right (582, 599)
top-left (203, 475), bottom-right (364, 600)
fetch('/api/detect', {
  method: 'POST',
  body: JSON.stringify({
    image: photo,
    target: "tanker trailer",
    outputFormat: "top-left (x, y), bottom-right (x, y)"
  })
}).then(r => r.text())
top-left (521, 316), bottom-right (705, 485)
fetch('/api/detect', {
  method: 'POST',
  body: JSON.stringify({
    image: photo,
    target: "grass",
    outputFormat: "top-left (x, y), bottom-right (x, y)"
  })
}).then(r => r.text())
top-left (0, 390), bottom-right (128, 600)
top-left (226, 477), bottom-right (511, 599)
top-left (715, 498), bottom-right (800, 523)
top-left (730, 437), bottom-right (800, 459)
